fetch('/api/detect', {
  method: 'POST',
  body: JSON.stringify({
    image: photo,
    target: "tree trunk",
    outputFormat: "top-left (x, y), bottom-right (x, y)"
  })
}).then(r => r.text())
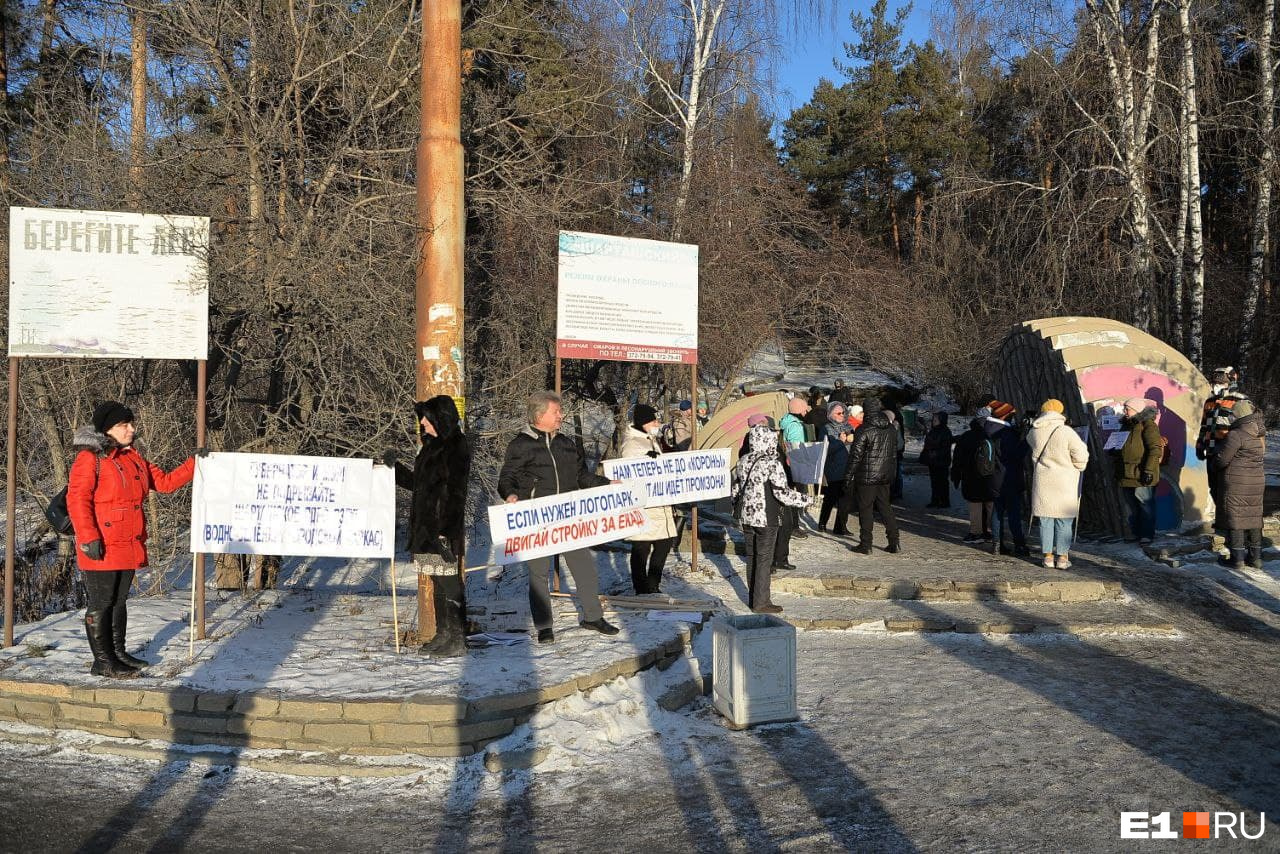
top-left (1240, 0), bottom-right (1275, 373)
top-left (0, 0), bottom-right (9, 192)
top-left (128, 7), bottom-right (148, 210)
top-left (1085, 0), bottom-right (1162, 333)
top-left (30, 0), bottom-right (58, 168)
top-left (1170, 98), bottom-right (1187, 352)
top-left (671, 0), bottom-right (726, 242)
top-left (1180, 0), bottom-right (1205, 367)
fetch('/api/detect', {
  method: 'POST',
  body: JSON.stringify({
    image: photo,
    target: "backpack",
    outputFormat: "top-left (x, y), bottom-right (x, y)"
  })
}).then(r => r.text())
top-left (975, 438), bottom-right (1002, 478)
top-left (44, 456), bottom-right (100, 536)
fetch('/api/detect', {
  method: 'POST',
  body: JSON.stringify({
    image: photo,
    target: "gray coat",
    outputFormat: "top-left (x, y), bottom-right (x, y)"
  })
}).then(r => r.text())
top-left (1210, 412), bottom-right (1266, 530)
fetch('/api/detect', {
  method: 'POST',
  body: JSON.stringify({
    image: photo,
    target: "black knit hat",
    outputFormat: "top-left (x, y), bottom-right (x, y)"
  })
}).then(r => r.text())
top-left (92, 401), bottom-right (135, 434)
top-left (633, 404), bottom-right (659, 431)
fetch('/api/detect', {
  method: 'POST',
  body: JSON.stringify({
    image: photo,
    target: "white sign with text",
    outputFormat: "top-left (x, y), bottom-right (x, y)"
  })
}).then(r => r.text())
top-left (8, 206), bottom-right (210, 359)
top-left (487, 484), bottom-right (648, 565)
top-left (556, 230), bottom-right (698, 364)
top-left (601, 448), bottom-right (732, 508)
top-left (190, 453), bottom-right (395, 558)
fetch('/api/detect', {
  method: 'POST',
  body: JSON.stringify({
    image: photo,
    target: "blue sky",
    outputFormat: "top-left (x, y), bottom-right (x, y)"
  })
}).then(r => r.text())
top-left (770, 0), bottom-right (935, 119)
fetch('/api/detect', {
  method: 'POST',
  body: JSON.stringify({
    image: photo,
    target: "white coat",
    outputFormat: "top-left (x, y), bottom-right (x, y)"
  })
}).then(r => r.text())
top-left (616, 426), bottom-right (677, 541)
top-left (1026, 411), bottom-right (1090, 519)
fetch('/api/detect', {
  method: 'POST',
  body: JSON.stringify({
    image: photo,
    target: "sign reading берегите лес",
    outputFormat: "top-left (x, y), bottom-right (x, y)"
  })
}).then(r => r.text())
top-left (190, 452), bottom-right (395, 559)
top-left (8, 206), bottom-right (210, 360)
top-left (487, 484), bottom-right (648, 564)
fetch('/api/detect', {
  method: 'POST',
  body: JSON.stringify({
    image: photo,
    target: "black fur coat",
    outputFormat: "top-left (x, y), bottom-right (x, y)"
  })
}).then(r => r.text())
top-left (394, 396), bottom-right (472, 556)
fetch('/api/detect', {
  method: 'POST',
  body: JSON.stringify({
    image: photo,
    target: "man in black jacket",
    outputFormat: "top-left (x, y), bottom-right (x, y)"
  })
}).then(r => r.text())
top-left (498, 391), bottom-right (620, 644)
top-left (844, 399), bottom-right (901, 554)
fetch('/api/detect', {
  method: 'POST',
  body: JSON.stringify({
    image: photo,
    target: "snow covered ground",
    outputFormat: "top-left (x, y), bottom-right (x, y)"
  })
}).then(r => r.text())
top-left (1, 466), bottom-right (1278, 851)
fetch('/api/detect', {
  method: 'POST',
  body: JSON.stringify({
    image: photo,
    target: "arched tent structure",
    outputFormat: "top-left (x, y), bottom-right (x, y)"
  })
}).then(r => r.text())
top-left (993, 317), bottom-right (1212, 538)
top-left (695, 392), bottom-right (789, 466)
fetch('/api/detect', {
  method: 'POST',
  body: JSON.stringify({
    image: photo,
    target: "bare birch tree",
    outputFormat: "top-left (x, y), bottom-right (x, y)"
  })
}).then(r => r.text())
top-left (1239, 0), bottom-right (1275, 373)
top-left (1177, 0), bottom-right (1205, 366)
top-left (1082, 0), bottom-right (1164, 332)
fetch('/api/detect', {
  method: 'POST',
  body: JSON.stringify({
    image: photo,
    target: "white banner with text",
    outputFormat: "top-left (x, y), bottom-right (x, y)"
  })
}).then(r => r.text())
top-left (600, 448), bottom-right (731, 508)
top-left (190, 453), bottom-right (395, 558)
top-left (487, 484), bottom-right (648, 564)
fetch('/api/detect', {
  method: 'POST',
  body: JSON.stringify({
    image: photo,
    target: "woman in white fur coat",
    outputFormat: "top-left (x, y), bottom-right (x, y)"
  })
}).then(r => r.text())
top-left (616, 404), bottom-right (678, 594)
top-left (1027, 399), bottom-right (1090, 569)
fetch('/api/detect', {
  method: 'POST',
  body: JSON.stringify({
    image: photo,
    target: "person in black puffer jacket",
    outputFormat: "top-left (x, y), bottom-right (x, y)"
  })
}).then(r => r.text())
top-left (1210, 400), bottom-right (1267, 570)
top-left (919, 412), bottom-right (953, 508)
top-left (844, 399), bottom-right (900, 554)
top-left (386, 395), bottom-right (472, 657)
top-left (497, 391), bottom-right (618, 644)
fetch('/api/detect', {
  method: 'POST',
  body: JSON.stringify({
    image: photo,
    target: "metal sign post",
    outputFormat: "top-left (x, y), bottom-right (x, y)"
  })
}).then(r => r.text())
top-left (3, 358), bottom-right (19, 647)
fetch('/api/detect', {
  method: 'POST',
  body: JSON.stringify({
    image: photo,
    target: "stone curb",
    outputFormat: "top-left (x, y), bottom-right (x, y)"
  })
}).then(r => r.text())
top-left (773, 576), bottom-right (1124, 603)
top-left (782, 616), bottom-right (1179, 637)
top-left (0, 624), bottom-right (702, 770)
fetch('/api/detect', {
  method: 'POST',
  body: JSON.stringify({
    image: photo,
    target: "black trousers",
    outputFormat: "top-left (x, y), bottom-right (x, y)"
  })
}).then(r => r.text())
top-left (857, 483), bottom-right (899, 546)
top-left (744, 526), bottom-right (778, 609)
top-left (82, 569), bottom-right (134, 612)
top-left (630, 537), bottom-right (674, 593)
top-left (1227, 529), bottom-right (1263, 551)
top-left (928, 466), bottom-right (950, 506)
top-left (820, 481), bottom-right (849, 531)
top-left (773, 507), bottom-right (795, 566)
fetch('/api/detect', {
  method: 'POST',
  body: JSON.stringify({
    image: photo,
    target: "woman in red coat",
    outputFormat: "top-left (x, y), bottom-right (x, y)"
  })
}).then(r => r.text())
top-left (67, 401), bottom-right (194, 677)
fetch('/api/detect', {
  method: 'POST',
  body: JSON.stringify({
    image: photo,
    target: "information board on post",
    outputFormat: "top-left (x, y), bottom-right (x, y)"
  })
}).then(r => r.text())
top-left (8, 206), bottom-right (210, 359)
top-left (190, 453), bottom-right (395, 559)
top-left (601, 448), bottom-right (731, 509)
top-left (556, 230), bottom-right (698, 364)
top-left (487, 483), bottom-right (648, 565)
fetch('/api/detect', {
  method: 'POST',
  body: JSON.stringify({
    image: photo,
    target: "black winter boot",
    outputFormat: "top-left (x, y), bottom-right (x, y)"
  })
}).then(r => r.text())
top-left (110, 606), bottom-right (148, 669)
top-left (1247, 548), bottom-right (1263, 570)
top-left (418, 576), bottom-right (467, 658)
top-left (85, 611), bottom-right (138, 679)
top-left (1218, 548), bottom-right (1247, 570)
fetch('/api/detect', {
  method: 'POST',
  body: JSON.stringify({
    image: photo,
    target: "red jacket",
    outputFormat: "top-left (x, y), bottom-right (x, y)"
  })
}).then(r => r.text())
top-left (67, 427), bottom-right (194, 571)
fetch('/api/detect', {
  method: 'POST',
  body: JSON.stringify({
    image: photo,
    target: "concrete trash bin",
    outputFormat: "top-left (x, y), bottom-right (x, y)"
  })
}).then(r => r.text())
top-left (712, 614), bottom-right (797, 727)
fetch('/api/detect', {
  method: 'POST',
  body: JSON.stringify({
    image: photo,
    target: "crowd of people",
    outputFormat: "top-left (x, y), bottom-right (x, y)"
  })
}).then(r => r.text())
top-left (60, 367), bottom-right (1269, 676)
top-left (723, 371), bottom-right (1269, 613)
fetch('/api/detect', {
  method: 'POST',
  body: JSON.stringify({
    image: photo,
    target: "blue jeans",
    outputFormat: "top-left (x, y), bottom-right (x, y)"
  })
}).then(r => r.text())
top-left (1039, 517), bottom-right (1075, 555)
top-left (993, 492), bottom-right (1025, 547)
top-left (1123, 486), bottom-right (1156, 540)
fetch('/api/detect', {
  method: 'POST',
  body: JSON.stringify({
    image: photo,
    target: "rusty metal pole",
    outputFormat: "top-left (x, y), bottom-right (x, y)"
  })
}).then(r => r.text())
top-left (194, 359), bottom-right (207, 639)
top-left (4, 358), bottom-right (18, 647)
top-left (416, 0), bottom-right (465, 639)
top-left (689, 362), bottom-right (699, 577)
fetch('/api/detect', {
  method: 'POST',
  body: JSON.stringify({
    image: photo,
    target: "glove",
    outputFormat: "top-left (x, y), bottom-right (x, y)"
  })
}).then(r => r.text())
top-left (646, 450), bottom-right (659, 458)
top-left (381, 450), bottom-right (398, 468)
top-left (436, 535), bottom-right (458, 564)
top-left (1139, 471), bottom-right (1154, 486)
top-left (80, 540), bottom-right (104, 561)
top-left (194, 447), bottom-right (210, 458)
top-left (1195, 447), bottom-right (1206, 461)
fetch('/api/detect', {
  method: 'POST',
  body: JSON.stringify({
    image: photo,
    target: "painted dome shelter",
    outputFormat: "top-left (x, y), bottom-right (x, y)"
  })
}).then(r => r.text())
top-left (993, 317), bottom-right (1211, 538)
